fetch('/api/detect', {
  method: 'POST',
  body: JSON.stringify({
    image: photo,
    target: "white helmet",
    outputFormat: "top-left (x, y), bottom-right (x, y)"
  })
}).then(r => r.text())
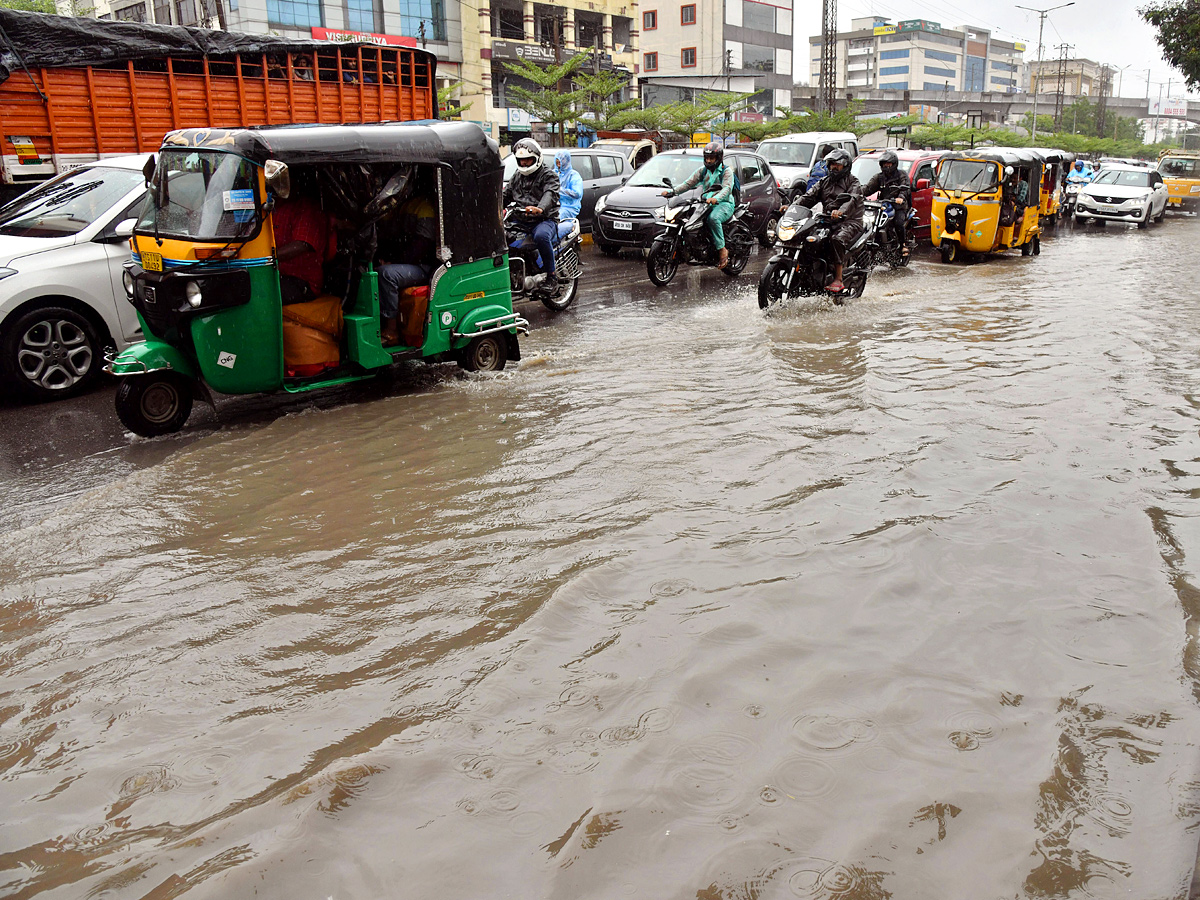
top-left (513, 138), bottom-right (542, 175)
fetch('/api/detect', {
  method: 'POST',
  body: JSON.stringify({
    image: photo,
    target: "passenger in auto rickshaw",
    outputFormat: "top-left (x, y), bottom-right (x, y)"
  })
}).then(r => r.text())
top-left (377, 168), bottom-right (437, 345)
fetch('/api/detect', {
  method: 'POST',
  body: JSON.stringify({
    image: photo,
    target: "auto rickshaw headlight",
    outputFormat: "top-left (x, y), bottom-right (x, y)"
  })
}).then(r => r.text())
top-left (185, 280), bottom-right (203, 308)
top-left (122, 268), bottom-right (134, 298)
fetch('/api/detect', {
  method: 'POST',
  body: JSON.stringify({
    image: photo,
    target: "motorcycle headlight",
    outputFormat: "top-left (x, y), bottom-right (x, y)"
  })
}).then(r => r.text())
top-left (595, 194), bottom-right (608, 214)
top-left (776, 223), bottom-right (797, 242)
top-left (655, 205), bottom-right (669, 220)
top-left (663, 205), bottom-right (682, 223)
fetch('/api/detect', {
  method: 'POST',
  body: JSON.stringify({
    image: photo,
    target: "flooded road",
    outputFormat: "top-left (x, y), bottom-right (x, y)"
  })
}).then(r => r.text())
top-left (4, 218), bottom-right (1200, 899)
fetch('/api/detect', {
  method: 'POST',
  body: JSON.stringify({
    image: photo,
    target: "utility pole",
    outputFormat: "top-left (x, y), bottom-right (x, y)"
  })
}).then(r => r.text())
top-left (1095, 64), bottom-right (1110, 139)
top-left (1016, 2), bottom-right (1074, 145)
top-left (820, 0), bottom-right (837, 116)
top-left (1052, 42), bottom-right (1072, 132)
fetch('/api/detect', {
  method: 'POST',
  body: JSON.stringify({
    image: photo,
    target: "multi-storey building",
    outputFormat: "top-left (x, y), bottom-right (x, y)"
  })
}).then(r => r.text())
top-left (809, 16), bottom-right (1023, 96)
top-left (460, 0), bottom-right (640, 141)
top-left (638, 0), bottom-right (793, 119)
top-left (1029, 57), bottom-right (1102, 97)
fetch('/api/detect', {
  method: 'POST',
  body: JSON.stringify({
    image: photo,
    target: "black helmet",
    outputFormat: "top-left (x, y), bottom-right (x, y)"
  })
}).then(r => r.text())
top-left (513, 138), bottom-right (543, 175)
top-left (824, 148), bottom-right (853, 172)
top-left (879, 150), bottom-right (899, 172)
top-left (703, 141), bottom-right (724, 171)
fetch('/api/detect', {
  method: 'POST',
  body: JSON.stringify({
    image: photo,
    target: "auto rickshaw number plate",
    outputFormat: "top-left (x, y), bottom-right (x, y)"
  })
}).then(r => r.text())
top-left (142, 251), bottom-right (163, 273)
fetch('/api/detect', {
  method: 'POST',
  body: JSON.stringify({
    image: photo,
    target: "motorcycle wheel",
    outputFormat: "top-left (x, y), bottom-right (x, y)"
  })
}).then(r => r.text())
top-left (724, 224), bottom-right (753, 277)
top-left (757, 258), bottom-right (788, 309)
top-left (940, 240), bottom-right (958, 264)
top-left (540, 276), bottom-right (578, 311)
top-left (843, 272), bottom-right (868, 300)
top-left (115, 372), bottom-right (193, 437)
top-left (647, 238), bottom-right (679, 287)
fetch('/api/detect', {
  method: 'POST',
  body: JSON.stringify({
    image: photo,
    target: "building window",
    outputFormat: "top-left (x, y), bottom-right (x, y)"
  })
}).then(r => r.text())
top-left (681, 46), bottom-right (696, 66)
top-left (924, 81), bottom-right (953, 91)
top-left (492, 6), bottom-right (523, 39)
top-left (742, 0), bottom-right (773, 31)
top-left (879, 65), bottom-right (908, 76)
top-left (396, 0), bottom-right (447, 42)
top-left (925, 49), bottom-right (958, 63)
top-left (742, 43), bottom-right (774, 72)
top-left (268, 0), bottom-right (322, 27)
top-left (174, 0), bottom-right (197, 24)
top-left (878, 81), bottom-right (908, 90)
top-left (644, 51), bottom-right (658, 70)
top-left (924, 66), bottom-right (955, 78)
top-left (114, 2), bottom-right (147, 20)
top-left (153, 0), bottom-right (170, 22)
top-left (643, 9), bottom-right (656, 29)
top-left (879, 49), bottom-right (909, 60)
top-left (346, 0), bottom-right (379, 32)
top-left (681, 3), bottom-right (695, 25)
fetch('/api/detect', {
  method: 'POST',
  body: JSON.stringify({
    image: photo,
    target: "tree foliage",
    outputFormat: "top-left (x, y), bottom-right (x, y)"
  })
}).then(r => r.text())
top-left (574, 70), bottom-right (639, 130)
top-left (501, 53), bottom-right (589, 146)
top-left (437, 81), bottom-right (472, 120)
top-left (1141, 0), bottom-right (1200, 91)
top-left (0, 0), bottom-right (57, 11)
top-left (911, 119), bottom-right (1174, 158)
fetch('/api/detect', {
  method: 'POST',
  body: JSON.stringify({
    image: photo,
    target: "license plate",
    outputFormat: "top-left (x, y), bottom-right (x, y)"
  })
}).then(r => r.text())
top-left (612, 220), bottom-right (633, 231)
top-left (1098, 205), bottom-right (1117, 213)
top-left (141, 251), bottom-right (162, 272)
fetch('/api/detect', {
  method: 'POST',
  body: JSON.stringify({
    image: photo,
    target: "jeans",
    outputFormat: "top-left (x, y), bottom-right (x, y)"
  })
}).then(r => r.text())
top-left (378, 262), bottom-right (431, 317)
top-left (512, 220), bottom-right (557, 275)
top-left (706, 200), bottom-right (735, 250)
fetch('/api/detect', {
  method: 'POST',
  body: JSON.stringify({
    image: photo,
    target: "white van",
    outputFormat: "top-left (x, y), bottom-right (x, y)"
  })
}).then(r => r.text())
top-left (758, 131), bottom-right (859, 199)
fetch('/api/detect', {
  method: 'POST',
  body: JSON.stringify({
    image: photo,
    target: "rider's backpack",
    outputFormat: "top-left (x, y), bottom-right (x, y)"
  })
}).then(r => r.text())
top-left (725, 164), bottom-right (743, 204)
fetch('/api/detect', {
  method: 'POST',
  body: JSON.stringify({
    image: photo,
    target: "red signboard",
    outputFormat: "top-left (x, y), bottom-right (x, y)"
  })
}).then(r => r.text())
top-left (311, 27), bottom-right (417, 47)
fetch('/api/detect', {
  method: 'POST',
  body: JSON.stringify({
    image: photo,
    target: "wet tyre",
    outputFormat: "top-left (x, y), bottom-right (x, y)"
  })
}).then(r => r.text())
top-left (759, 214), bottom-right (779, 248)
top-left (1, 304), bottom-right (105, 402)
top-left (458, 334), bottom-right (508, 372)
top-left (646, 238), bottom-right (679, 287)
top-left (758, 258), bottom-right (787, 309)
top-left (115, 372), bottom-right (193, 437)
top-left (1032, 236), bottom-right (1041, 256)
top-left (596, 241), bottom-right (621, 257)
top-left (1020, 240), bottom-right (1032, 256)
top-left (540, 276), bottom-right (578, 311)
top-left (940, 241), bottom-right (957, 264)
top-left (844, 273), bottom-right (867, 299)
top-left (724, 224), bottom-right (753, 277)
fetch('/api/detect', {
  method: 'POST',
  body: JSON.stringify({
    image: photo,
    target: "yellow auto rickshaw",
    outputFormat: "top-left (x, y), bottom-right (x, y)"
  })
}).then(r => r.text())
top-left (1031, 148), bottom-right (1073, 226)
top-left (1158, 149), bottom-right (1200, 212)
top-left (931, 148), bottom-right (1045, 263)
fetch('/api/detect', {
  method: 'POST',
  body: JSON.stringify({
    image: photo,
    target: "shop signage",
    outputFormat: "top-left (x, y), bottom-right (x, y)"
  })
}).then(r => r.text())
top-left (873, 24), bottom-right (898, 35)
top-left (1014, 42), bottom-right (1026, 52)
top-left (311, 27), bottom-right (417, 47)
top-left (507, 108), bottom-right (533, 131)
top-left (898, 19), bottom-right (941, 34)
top-left (491, 40), bottom-right (558, 64)
top-left (1150, 98), bottom-right (1188, 117)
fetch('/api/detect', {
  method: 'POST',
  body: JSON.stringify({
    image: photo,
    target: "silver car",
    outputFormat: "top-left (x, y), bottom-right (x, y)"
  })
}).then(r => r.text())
top-left (0, 156), bottom-right (150, 401)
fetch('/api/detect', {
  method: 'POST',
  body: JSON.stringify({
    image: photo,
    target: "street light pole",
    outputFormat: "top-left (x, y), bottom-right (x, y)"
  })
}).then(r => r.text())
top-left (1016, 1), bottom-right (1074, 145)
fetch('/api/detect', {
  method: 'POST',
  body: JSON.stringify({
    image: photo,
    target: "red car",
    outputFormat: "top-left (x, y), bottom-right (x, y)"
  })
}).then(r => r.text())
top-left (852, 149), bottom-right (946, 242)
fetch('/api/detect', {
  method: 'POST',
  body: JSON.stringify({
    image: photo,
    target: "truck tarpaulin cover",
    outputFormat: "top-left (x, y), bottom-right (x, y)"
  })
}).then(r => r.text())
top-left (0, 8), bottom-right (377, 84)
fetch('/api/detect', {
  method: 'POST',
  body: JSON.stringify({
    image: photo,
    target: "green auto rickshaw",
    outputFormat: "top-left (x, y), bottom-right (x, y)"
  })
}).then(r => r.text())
top-left (109, 121), bottom-right (526, 436)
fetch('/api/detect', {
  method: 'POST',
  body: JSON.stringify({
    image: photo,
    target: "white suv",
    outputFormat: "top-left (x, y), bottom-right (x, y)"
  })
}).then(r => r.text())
top-left (758, 131), bottom-right (859, 200)
top-left (0, 156), bottom-right (151, 402)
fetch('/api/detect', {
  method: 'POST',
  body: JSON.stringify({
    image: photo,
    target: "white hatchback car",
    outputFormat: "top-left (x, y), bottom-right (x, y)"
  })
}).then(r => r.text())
top-left (0, 155), bottom-right (152, 402)
top-left (1075, 164), bottom-right (1169, 229)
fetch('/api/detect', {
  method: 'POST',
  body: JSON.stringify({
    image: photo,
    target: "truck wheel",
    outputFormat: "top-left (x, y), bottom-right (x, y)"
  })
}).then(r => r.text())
top-left (115, 372), bottom-right (193, 437)
top-left (458, 334), bottom-right (507, 372)
top-left (2, 305), bottom-right (105, 402)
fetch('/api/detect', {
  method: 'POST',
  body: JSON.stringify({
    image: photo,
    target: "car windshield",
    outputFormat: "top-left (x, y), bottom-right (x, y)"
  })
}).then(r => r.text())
top-left (627, 154), bottom-right (707, 188)
top-left (1160, 157), bottom-right (1199, 177)
top-left (137, 149), bottom-right (261, 242)
top-left (1092, 170), bottom-right (1150, 187)
top-left (759, 142), bottom-right (815, 167)
top-left (938, 159), bottom-right (996, 192)
top-left (0, 166), bottom-right (144, 238)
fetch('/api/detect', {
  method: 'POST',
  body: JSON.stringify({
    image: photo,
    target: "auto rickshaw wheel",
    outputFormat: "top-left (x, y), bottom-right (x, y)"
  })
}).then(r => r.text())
top-left (115, 372), bottom-right (193, 437)
top-left (1032, 236), bottom-right (1041, 256)
top-left (1020, 240), bottom-right (1032, 256)
top-left (458, 334), bottom-right (508, 373)
top-left (940, 241), bottom-right (957, 264)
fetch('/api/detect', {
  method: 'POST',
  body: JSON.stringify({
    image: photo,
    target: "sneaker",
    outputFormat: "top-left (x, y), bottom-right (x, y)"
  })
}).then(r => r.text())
top-left (827, 280), bottom-right (844, 293)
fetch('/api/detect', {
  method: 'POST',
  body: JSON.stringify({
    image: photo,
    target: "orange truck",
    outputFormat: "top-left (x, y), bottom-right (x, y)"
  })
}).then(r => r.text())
top-left (0, 9), bottom-right (437, 201)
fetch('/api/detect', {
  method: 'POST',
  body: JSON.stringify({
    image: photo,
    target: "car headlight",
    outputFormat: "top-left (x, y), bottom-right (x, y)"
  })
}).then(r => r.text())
top-left (595, 194), bottom-right (608, 214)
top-left (776, 223), bottom-right (797, 242)
top-left (122, 267), bottom-right (134, 298)
top-left (0, 266), bottom-right (16, 281)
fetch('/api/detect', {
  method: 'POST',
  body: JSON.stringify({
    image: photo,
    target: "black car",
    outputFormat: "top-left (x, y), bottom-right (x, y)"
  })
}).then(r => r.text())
top-left (592, 148), bottom-right (781, 254)
top-left (502, 148), bottom-right (632, 233)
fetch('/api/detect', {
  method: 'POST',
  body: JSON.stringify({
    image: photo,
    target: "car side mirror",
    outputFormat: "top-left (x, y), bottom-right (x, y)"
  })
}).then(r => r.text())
top-left (142, 155), bottom-right (156, 185)
top-left (95, 217), bottom-right (138, 244)
top-left (915, 178), bottom-right (930, 190)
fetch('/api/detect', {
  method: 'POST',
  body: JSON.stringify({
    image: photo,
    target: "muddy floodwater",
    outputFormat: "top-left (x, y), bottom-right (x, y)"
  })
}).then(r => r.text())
top-left (4, 219), bottom-right (1200, 899)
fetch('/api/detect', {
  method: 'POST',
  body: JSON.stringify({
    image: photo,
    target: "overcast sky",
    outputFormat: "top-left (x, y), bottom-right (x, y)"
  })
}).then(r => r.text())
top-left (792, 0), bottom-right (1195, 100)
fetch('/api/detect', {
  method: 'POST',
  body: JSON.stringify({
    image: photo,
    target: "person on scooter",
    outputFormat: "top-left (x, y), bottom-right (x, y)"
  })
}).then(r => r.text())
top-left (555, 150), bottom-right (583, 239)
top-left (660, 141), bottom-right (736, 269)
top-left (795, 148), bottom-right (864, 293)
top-left (1067, 158), bottom-right (1093, 183)
top-left (861, 149), bottom-right (911, 258)
top-left (503, 138), bottom-right (560, 293)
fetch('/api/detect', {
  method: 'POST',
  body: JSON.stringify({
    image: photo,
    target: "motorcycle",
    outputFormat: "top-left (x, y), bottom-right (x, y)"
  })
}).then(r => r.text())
top-left (864, 199), bottom-right (916, 269)
top-left (757, 196), bottom-right (875, 309)
top-left (503, 204), bottom-right (582, 311)
top-left (645, 179), bottom-right (755, 287)
top-left (1063, 179), bottom-right (1087, 217)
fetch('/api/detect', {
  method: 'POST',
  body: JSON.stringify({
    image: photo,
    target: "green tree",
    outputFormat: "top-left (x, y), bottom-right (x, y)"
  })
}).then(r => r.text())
top-left (658, 92), bottom-right (727, 141)
top-left (1141, 0), bottom-right (1200, 90)
top-left (0, 0), bottom-right (57, 11)
top-left (574, 70), bottom-right (639, 130)
top-left (501, 53), bottom-right (589, 147)
top-left (437, 81), bottom-right (472, 120)
top-left (606, 105), bottom-right (670, 132)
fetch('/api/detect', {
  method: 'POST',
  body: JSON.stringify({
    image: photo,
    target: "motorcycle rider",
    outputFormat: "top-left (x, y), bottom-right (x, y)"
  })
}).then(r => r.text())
top-left (555, 150), bottom-right (583, 239)
top-left (1067, 158), bottom-right (1093, 183)
top-left (503, 138), bottom-right (560, 293)
top-left (661, 141), bottom-right (737, 269)
top-left (861, 149), bottom-right (911, 258)
top-left (794, 148), bottom-right (864, 293)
